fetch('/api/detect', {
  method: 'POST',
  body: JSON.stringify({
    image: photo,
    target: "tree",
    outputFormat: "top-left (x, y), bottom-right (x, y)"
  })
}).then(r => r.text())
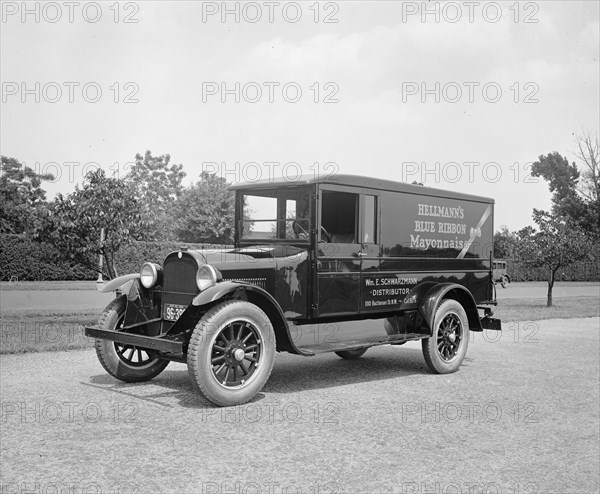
top-left (574, 131), bottom-right (600, 233)
top-left (175, 172), bottom-right (234, 244)
top-left (516, 211), bottom-right (592, 306)
top-left (493, 226), bottom-right (518, 259)
top-left (125, 151), bottom-right (186, 240)
top-left (1, 156), bottom-right (54, 235)
top-left (38, 169), bottom-right (148, 279)
top-left (531, 132), bottom-right (600, 234)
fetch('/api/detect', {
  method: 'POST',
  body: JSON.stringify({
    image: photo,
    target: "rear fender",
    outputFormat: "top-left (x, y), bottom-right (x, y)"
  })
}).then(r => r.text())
top-left (419, 283), bottom-right (483, 334)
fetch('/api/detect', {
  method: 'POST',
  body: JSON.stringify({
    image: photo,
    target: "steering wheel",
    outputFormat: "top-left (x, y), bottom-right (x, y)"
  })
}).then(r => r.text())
top-left (320, 226), bottom-right (332, 242)
top-left (291, 222), bottom-right (332, 242)
top-left (292, 221), bottom-right (309, 239)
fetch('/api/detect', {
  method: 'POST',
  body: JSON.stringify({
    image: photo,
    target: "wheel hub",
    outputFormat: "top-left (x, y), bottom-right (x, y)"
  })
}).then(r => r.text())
top-left (233, 348), bottom-right (245, 362)
top-left (224, 342), bottom-right (246, 366)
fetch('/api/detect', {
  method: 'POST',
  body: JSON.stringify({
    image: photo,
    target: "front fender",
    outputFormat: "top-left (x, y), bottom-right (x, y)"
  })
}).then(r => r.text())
top-left (191, 280), bottom-right (247, 306)
top-left (98, 273), bottom-right (140, 293)
top-left (190, 281), bottom-right (311, 356)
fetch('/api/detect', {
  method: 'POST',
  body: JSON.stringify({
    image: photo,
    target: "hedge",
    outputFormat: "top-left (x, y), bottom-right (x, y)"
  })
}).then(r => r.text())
top-left (0, 234), bottom-right (95, 281)
top-left (2, 234), bottom-right (598, 282)
top-left (0, 234), bottom-right (230, 281)
top-left (114, 241), bottom-right (230, 276)
top-left (504, 259), bottom-right (600, 282)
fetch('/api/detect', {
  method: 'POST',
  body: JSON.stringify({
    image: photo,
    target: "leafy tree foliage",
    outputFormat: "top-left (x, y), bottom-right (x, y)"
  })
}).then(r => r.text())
top-left (574, 132), bottom-right (600, 233)
top-left (38, 169), bottom-right (148, 279)
top-left (493, 226), bottom-right (518, 259)
top-left (1, 156), bottom-right (54, 234)
top-left (126, 151), bottom-right (186, 240)
top-left (175, 172), bottom-right (234, 244)
top-left (531, 132), bottom-right (600, 234)
top-left (516, 211), bottom-right (593, 306)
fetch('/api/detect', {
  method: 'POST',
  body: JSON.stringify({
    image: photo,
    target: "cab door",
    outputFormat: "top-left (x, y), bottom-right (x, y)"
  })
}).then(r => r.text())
top-left (315, 188), bottom-right (381, 317)
top-left (358, 194), bottom-right (381, 312)
top-left (316, 187), bottom-right (362, 316)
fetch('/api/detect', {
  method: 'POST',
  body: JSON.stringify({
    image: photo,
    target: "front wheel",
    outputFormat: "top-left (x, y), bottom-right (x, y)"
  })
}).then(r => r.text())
top-left (94, 296), bottom-right (169, 382)
top-left (422, 299), bottom-right (469, 374)
top-left (500, 275), bottom-right (509, 288)
top-left (187, 300), bottom-right (276, 407)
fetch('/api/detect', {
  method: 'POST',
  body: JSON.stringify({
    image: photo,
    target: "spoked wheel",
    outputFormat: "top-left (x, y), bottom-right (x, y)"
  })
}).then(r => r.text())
top-left (422, 299), bottom-right (469, 374)
top-left (94, 296), bottom-right (169, 382)
top-left (211, 320), bottom-right (263, 387)
top-left (187, 300), bottom-right (275, 407)
top-left (114, 343), bottom-right (155, 367)
top-left (335, 348), bottom-right (368, 360)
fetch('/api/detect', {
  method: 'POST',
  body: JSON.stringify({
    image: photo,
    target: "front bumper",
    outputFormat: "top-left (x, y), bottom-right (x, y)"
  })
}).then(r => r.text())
top-left (85, 326), bottom-right (184, 354)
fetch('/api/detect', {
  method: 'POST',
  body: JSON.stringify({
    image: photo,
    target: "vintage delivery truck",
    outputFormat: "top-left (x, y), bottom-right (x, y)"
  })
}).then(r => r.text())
top-left (86, 174), bottom-right (501, 406)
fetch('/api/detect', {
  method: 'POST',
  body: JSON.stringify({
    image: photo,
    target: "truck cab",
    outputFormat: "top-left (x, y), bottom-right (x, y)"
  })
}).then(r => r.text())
top-left (86, 174), bottom-right (501, 406)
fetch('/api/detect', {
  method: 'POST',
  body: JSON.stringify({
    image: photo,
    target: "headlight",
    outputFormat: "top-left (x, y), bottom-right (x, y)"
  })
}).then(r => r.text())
top-left (140, 262), bottom-right (162, 289)
top-left (196, 264), bottom-right (219, 291)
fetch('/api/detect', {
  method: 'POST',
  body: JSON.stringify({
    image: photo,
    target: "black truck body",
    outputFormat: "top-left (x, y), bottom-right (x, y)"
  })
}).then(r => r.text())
top-left (85, 174), bottom-right (501, 406)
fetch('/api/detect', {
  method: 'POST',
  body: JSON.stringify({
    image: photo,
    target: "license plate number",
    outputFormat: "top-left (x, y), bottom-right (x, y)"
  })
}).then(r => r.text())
top-left (164, 303), bottom-right (187, 321)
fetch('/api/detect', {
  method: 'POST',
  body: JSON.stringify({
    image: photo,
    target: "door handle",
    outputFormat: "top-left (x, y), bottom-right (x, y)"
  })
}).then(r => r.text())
top-left (355, 251), bottom-right (367, 257)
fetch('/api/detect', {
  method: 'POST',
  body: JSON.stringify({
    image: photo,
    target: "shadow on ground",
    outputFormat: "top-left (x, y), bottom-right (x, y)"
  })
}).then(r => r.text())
top-left (81, 346), bottom-right (439, 409)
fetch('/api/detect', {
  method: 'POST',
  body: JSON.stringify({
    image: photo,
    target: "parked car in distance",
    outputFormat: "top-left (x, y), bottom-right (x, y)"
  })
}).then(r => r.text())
top-left (86, 174), bottom-right (502, 407)
top-left (493, 260), bottom-right (510, 288)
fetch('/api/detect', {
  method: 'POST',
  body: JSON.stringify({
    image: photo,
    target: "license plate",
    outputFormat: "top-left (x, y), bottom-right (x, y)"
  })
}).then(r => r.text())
top-left (163, 303), bottom-right (187, 321)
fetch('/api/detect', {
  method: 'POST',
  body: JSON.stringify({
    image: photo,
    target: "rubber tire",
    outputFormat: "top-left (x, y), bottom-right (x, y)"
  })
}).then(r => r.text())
top-left (335, 348), bottom-right (368, 360)
top-left (422, 299), bottom-right (469, 374)
top-left (187, 300), bottom-right (276, 407)
top-left (501, 275), bottom-right (509, 288)
top-left (94, 296), bottom-right (169, 382)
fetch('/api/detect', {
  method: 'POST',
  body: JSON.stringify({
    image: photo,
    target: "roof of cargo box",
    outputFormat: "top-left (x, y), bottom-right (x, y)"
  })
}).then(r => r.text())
top-left (229, 174), bottom-right (494, 203)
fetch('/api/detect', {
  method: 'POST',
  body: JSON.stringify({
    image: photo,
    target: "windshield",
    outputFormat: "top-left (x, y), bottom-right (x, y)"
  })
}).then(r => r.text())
top-left (240, 187), bottom-right (311, 241)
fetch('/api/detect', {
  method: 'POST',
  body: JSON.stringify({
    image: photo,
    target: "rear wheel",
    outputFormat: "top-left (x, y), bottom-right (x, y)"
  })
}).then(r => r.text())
top-left (335, 348), bottom-right (368, 360)
top-left (187, 300), bottom-right (276, 407)
top-left (501, 275), bottom-right (509, 288)
top-left (422, 299), bottom-right (469, 374)
top-left (94, 296), bottom-right (169, 382)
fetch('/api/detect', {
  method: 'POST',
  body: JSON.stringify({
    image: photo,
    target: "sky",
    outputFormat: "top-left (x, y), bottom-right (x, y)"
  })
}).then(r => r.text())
top-left (1, 0), bottom-right (599, 231)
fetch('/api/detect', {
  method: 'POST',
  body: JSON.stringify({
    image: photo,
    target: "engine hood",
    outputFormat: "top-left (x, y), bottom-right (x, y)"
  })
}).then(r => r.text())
top-left (191, 244), bottom-right (309, 273)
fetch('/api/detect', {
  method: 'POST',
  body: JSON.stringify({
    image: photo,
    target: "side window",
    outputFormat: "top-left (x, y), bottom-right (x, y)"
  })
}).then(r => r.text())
top-left (288, 198), bottom-right (309, 240)
top-left (321, 191), bottom-right (358, 243)
top-left (241, 194), bottom-right (278, 239)
top-left (363, 195), bottom-right (377, 244)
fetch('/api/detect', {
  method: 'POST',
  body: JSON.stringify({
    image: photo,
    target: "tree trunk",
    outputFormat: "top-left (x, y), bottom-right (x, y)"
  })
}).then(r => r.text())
top-left (102, 250), bottom-right (116, 280)
top-left (547, 268), bottom-right (557, 307)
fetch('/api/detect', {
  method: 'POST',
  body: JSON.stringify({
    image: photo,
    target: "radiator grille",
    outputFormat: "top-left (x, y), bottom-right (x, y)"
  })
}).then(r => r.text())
top-left (163, 254), bottom-right (198, 305)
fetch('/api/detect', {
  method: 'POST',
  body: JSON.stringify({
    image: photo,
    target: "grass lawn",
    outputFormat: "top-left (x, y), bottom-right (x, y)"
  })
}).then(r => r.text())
top-left (493, 296), bottom-right (599, 322)
top-left (1, 294), bottom-right (598, 355)
top-left (0, 280), bottom-right (100, 291)
top-left (1, 309), bottom-right (99, 354)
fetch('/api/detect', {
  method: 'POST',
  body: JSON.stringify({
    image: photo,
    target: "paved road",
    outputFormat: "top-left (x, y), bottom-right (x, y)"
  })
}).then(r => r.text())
top-left (1, 318), bottom-right (598, 493)
top-left (2, 288), bottom-right (116, 311)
